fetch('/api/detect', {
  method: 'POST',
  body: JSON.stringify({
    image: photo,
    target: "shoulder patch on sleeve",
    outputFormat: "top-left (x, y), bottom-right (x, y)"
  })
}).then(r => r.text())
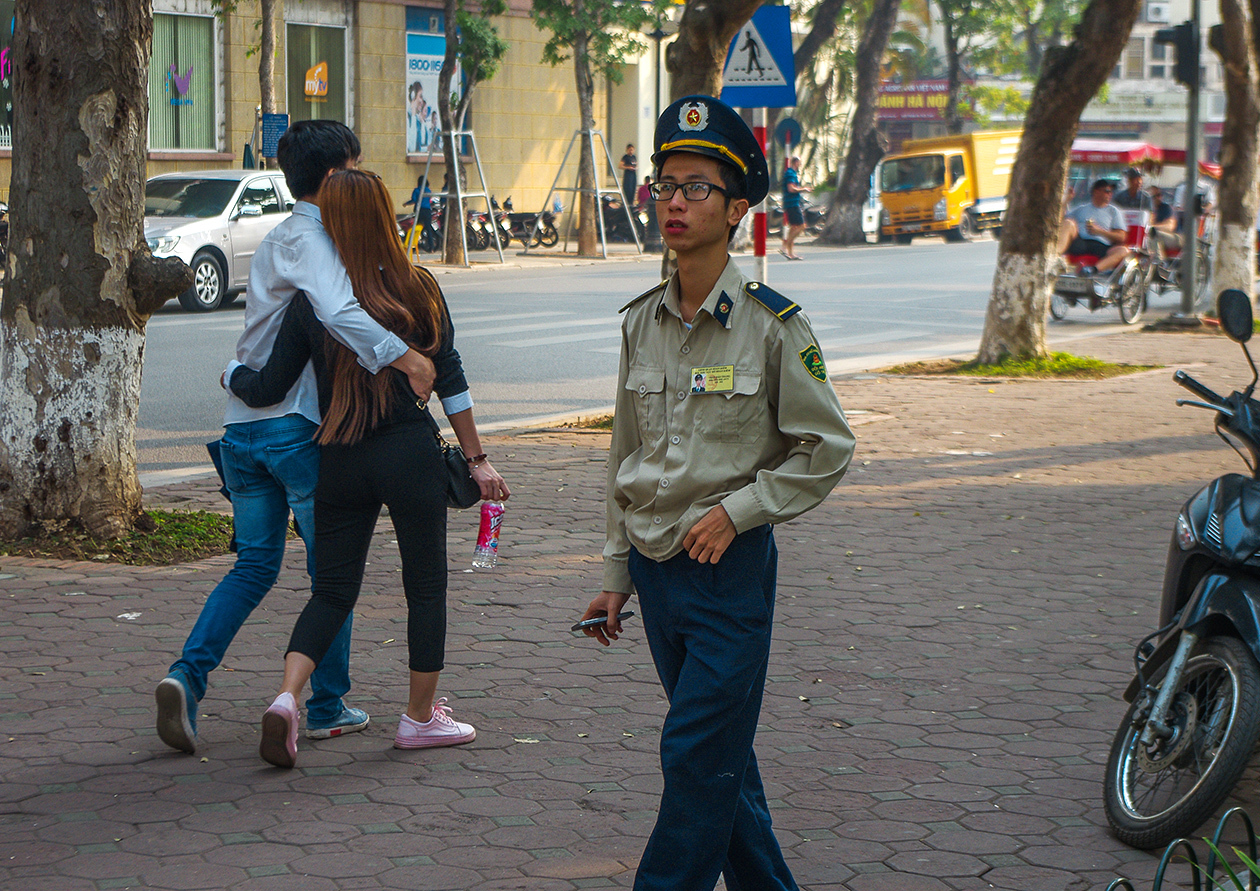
top-left (620, 280), bottom-right (668, 314)
top-left (743, 282), bottom-right (801, 321)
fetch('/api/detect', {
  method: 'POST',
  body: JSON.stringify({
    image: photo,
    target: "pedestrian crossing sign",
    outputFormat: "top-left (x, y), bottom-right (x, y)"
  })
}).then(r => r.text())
top-left (720, 5), bottom-right (797, 109)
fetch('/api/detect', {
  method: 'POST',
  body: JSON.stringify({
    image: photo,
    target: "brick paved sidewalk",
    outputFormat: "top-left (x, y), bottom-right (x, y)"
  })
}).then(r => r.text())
top-left (3, 329), bottom-right (1259, 891)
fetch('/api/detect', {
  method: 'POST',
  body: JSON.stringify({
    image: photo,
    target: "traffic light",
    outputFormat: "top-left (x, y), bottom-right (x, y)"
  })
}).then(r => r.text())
top-left (1154, 20), bottom-right (1199, 88)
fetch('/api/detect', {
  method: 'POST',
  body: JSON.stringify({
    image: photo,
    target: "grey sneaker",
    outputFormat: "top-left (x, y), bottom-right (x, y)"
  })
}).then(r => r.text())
top-left (306, 706), bottom-right (371, 740)
top-left (155, 671), bottom-right (197, 754)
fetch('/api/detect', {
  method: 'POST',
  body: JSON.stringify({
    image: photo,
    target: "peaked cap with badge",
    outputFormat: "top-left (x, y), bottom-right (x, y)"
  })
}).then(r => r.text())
top-left (652, 95), bottom-right (770, 207)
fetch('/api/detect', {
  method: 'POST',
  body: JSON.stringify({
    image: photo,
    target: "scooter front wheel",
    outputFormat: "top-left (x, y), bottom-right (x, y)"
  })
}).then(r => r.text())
top-left (1049, 292), bottom-right (1071, 321)
top-left (1103, 636), bottom-right (1260, 849)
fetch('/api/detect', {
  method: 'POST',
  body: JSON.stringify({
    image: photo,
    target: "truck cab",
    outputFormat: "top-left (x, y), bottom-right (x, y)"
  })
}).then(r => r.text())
top-left (879, 129), bottom-right (1021, 244)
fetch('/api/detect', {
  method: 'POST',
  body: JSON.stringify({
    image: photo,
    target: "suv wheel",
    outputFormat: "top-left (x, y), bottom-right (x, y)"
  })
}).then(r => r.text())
top-left (178, 251), bottom-right (226, 312)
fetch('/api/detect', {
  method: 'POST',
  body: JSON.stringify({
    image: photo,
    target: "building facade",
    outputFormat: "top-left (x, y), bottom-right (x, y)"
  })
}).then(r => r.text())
top-left (0, 0), bottom-right (683, 215)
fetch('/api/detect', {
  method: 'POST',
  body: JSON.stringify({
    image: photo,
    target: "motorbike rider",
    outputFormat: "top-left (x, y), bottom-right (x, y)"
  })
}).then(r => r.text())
top-left (1056, 179), bottom-right (1129, 276)
top-left (1147, 184), bottom-right (1180, 258)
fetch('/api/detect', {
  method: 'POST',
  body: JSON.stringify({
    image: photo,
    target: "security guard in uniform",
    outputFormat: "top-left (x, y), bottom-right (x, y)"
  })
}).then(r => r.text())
top-left (580, 95), bottom-right (856, 891)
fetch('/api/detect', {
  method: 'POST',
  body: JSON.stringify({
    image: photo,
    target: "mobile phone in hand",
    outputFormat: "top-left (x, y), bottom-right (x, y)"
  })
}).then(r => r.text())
top-left (571, 611), bottom-right (635, 632)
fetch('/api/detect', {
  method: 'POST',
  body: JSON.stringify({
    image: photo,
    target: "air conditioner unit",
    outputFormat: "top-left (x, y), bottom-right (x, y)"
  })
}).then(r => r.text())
top-left (1147, 1), bottom-right (1171, 23)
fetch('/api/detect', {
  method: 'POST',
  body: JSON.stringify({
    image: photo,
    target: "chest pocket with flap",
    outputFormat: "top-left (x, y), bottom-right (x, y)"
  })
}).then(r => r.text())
top-left (696, 370), bottom-right (762, 443)
top-left (626, 366), bottom-right (666, 442)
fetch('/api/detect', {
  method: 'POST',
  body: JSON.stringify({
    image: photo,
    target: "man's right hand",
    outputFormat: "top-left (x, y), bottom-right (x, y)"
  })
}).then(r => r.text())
top-left (392, 349), bottom-right (436, 403)
top-left (580, 591), bottom-right (633, 647)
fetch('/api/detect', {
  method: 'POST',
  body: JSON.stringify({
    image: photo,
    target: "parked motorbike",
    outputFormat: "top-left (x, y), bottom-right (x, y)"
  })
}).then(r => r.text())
top-left (491, 196), bottom-right (558, 248)
top-left (600, 194), bottom-right (642, 244)
top-left (1102, 288), bottom-right (1260, 850)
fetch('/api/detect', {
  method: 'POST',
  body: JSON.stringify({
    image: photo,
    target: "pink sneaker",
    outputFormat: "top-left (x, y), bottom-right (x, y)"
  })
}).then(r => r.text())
top-left (393, 698), bottom-right (477, 749)
top-left (260, 693), bottom-right (300, 768)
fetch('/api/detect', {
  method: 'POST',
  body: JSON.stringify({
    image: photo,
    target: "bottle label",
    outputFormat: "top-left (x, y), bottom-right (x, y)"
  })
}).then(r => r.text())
top-left (476, 503), bottom-right (504, 550)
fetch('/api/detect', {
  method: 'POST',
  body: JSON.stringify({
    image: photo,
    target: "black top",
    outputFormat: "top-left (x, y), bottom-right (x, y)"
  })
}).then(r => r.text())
top-left (230, 281), bottom-right (468, 434)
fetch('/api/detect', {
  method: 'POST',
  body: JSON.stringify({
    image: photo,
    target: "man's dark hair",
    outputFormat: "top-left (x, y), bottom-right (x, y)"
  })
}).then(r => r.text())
top-left (276, 120), bottom-right (361, 200)
top-left (1091, 178), bottom-right (1113, 193)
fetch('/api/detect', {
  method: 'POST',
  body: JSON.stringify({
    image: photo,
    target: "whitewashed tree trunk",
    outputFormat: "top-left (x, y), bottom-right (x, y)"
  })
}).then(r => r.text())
top-left (977, 0), bottom-right (1141, 362)
top-left (0, 0), bottom-right (191, 539)
top-left (1210, 0), bottom-right (1259, 307)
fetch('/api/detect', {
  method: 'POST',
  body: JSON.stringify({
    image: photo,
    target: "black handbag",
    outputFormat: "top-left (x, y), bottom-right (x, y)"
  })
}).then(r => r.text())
top-left (420, 403), bottom-right (481, 510)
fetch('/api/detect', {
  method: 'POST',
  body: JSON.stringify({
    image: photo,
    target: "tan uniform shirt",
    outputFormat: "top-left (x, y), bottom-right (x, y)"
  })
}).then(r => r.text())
top-left (602, 258), bottom-right (856, 594)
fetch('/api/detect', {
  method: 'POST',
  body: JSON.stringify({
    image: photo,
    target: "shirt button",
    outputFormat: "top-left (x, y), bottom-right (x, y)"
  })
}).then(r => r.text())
top-left (653, 516), bottom-right (662, 524)
top-left (639, 385), bottom-right (647, 395)
top-left (677, 392), bottom-right (686, 400)
top-left (661, 479), bottom-right (670, 488)
top-left (681, 345), bottom-right (690, 354)
top-left (671, 435), bottom-right (680, 444)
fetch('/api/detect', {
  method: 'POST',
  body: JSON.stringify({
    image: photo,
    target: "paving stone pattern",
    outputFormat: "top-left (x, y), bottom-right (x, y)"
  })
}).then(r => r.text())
top-left (3, 330), bottom-right (1260, 890)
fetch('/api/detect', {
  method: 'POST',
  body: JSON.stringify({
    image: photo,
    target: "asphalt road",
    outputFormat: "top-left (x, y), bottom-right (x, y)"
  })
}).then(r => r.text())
top-left (137, 238), bottom-right (1179, 483)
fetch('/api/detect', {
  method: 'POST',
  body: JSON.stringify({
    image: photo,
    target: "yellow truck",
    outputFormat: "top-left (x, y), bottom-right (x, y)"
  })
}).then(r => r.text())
top-left (878, 129), bottom-right (1022, 243)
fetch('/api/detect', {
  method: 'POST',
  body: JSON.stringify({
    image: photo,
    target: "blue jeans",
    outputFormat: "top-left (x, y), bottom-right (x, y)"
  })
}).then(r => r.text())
top-left (629, 526), bottom-right (798, 891)
top-left (168, 414), bottom-right (353, 724)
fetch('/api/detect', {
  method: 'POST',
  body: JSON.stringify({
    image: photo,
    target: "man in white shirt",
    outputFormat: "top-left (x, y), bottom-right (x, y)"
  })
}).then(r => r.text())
top-left (1057, 179), bottom-right (1129, 275)
top-left (156, 120), bottom-right (435, 754)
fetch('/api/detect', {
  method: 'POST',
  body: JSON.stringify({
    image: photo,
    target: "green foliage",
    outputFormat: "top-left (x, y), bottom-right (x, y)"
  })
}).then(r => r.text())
top-left (532, 0), bottom-right (666, 84)
top-left (885, 352), bottom-right (1157, 379)
top-left (456, 2), bottom-right (509, 87)
top-left (1200, 839), bottom-right (1260, 890)
top-left (963, 84), bottom-right (1030, 126)
top-left (0, 510), bottom-right (237, 566)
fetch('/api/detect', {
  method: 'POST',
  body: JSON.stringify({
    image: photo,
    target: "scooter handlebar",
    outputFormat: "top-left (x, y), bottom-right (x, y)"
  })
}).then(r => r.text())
top-left (1174, 370), bottom-right (1226, 406)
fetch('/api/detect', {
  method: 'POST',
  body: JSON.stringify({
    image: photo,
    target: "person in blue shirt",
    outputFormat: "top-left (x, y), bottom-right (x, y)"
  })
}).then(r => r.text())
top-left (778, 156), bottom-right (810, 260)
top-left (1056, 179), bottom-right (1129, 275)
top-left (404, 175), bottom-right (432, 228)
top-left (154, 120), bottom-right (436, 756)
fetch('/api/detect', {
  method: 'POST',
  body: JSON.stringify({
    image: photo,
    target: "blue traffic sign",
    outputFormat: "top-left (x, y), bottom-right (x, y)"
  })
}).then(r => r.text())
top-left (720, 6), bottom-right (797, 109)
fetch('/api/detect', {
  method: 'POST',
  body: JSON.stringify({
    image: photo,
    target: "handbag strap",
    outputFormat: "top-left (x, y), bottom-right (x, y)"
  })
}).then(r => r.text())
top-left (416, 398), bottom-right (452, 448)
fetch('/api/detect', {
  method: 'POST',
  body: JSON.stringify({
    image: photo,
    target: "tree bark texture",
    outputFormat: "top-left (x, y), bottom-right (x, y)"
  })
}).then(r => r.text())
top-left (1212, 0), bottom-right (1259, 304)
top-left (0, 0), bottom-right (191, 539)
top-left (975, 0), bottom-right (1141, 364)
top-left (665, 0), bottom-right (763, 101)
top-left (439, 0), bottom-right (466, 266)
top-left (259, 0), bottom-right (277, 115)
top-left (573, 24), bottom-right (598, 257)
top-left (944, 15), bottom-right (964, 134)
top-left (818, 0), bottom-right (901, 245)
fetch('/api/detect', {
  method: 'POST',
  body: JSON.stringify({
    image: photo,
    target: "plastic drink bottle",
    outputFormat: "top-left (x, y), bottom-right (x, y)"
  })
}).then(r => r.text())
top-left (472, 501), bottom-right (504, 568)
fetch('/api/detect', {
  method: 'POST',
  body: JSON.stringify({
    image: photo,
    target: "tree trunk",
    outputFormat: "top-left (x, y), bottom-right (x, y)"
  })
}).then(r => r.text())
top-left (439, 0), bottom-right (466, 266)
top-left (975, 0), bottom-right (1141, 363)
top-left (259, 0), bottom-right (277, 115)
top-left (665, 0), bottom-right (762, 100)
top-left (1212, 0), bottom-right (1259, 305)
top-left (0, 0), bottom-right (192, 539)
top-left (818, 0), bottom-right (901, 245)
top-left (793, 0), bottom-right (846, 77)
top-left (574, 28), bottom-right (598, 257)
top-left (944, 16), bottom-right (964, 134)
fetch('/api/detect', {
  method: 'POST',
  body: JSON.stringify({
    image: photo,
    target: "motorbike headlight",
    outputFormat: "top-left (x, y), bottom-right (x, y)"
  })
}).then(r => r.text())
top-left (147, 235), bottom-right (180, 256)
top-left (933, 198), bottom-right (947, 221)
top-left (1175, 512), bottom-right (1196, 550)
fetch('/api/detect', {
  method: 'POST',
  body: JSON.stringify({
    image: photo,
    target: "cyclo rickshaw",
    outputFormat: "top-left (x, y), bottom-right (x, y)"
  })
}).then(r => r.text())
top-left (1050, 138), bottom-right (1164, 325)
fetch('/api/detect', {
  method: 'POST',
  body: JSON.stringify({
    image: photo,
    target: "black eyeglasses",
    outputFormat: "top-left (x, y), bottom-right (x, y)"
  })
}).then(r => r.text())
top-left (649, 181), bottom-right (732, 202)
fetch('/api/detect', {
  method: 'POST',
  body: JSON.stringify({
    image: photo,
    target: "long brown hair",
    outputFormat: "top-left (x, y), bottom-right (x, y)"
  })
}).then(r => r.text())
top-left (316, 168), bottom-right (447, 445)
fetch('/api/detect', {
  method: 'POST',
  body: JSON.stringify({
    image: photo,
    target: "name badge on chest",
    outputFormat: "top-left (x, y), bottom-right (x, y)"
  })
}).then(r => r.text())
top-left (690, 365), bottom-right (734, 394)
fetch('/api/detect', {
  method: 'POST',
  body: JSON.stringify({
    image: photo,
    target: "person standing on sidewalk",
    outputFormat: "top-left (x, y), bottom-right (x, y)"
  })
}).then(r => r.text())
top-left (155, 120), bottom-right (436, 755)
top-left (779, 156), bottom-right (810, 260)
top-left (620, 143), bottom-right (638, 209)
top-left (579, 96), bottom-right (856, 891)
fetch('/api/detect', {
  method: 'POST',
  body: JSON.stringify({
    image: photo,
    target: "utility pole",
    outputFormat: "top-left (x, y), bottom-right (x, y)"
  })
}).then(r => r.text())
top-left (1155, 13), bottom-right (1202, 318)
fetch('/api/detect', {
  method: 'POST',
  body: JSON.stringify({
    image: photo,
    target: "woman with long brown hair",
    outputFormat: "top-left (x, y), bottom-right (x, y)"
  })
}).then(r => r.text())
top-left (226, 168), bottom-right (509, 768)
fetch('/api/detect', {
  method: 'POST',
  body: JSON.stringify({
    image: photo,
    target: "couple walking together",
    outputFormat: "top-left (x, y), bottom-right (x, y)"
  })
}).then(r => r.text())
top-left (155, 119), bottom-right (508, 767)
top-left (158, 98), bottom-right (854, 891)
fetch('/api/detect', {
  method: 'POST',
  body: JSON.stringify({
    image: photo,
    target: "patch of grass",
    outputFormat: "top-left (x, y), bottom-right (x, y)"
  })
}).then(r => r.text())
top-left (883, 351), bottom-right (1158, 380)
top-left (0, 509), bottom-right (235, 566)
top-left (564, 414), bottom-right (615, 429)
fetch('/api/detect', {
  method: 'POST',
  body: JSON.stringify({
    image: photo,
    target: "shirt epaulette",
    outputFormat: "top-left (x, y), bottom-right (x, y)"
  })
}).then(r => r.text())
top-left (743, 282), bottom-right (801, 321)
top-left (621, 281), bottom-right (668, 314)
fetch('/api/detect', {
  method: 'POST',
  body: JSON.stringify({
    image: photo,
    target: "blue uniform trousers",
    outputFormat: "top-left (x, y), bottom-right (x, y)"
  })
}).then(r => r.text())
top-left (628, 525), bottom-right (798, 891)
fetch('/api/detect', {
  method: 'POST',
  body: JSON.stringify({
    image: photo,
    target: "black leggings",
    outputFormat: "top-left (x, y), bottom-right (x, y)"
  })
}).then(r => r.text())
top-left (287, 421), bottom-right (448, 673)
